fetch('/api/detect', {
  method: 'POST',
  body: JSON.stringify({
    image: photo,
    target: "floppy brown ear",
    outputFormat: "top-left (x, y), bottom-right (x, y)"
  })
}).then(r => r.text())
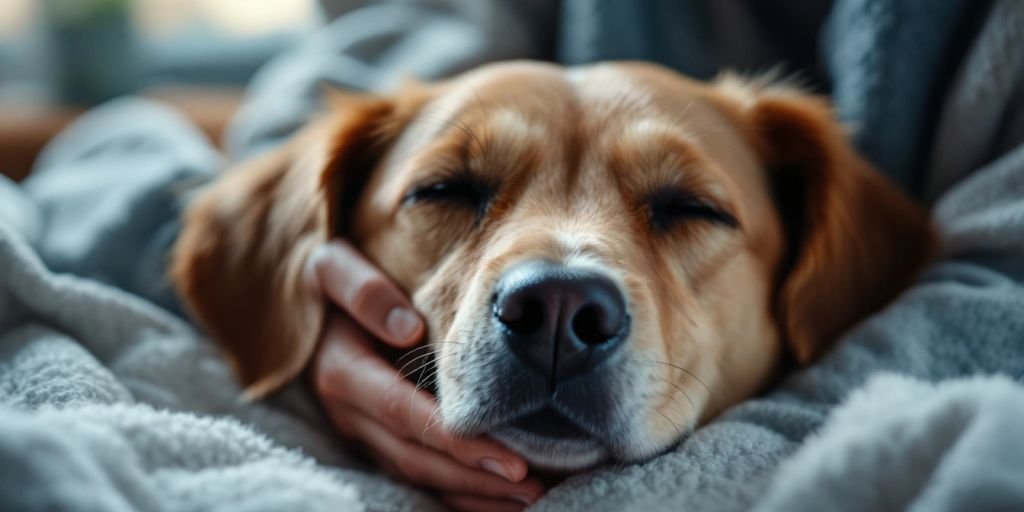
top-left (716, 81), bottom-right (935, 364)
top-left (171, 93), bottom-right (410, 397)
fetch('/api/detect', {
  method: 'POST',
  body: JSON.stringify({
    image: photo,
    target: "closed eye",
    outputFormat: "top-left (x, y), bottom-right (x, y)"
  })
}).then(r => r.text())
top-left (402, 171), bottom-right (494, 219)
top-left (647, 188), bottom-right (739, 232)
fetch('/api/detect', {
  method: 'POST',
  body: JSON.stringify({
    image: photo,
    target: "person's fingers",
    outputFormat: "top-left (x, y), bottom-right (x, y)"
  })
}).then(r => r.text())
top-left (307, 239), bottom-right (423, 347)
top-left (338, 411), bottom-right (538, 511)
top-left (336, 410), bottom-right (544, 504)
top-left (368, 457), bottom-right (529, 512)
top-left (314, 316), bottom-right (529, 482)
top-left (440, 493), bottom-right (529, 512)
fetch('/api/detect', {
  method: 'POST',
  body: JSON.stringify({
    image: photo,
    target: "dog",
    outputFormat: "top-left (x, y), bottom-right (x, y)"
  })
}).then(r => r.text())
top-left (171, 61), bottom-right (934, 471)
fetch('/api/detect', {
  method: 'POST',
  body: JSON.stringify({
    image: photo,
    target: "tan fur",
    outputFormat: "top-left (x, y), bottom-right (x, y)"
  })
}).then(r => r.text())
top-left (171, 93), bottom-right (424, 396)
top-left (172, 61), bottom-right (934, 461)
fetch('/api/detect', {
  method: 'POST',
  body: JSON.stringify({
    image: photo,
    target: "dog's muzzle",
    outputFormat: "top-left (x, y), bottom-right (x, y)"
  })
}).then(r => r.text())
top-left (487, 260), bottom-right (631, 469)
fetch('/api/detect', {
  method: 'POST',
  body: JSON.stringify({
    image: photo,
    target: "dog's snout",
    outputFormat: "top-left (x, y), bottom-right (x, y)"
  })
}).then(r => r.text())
top-left (493, 261), bottom-right (628, 385)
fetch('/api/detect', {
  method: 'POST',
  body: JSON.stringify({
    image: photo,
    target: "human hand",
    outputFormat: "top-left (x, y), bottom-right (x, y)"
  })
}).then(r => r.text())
top-left (307, 240), bottom-right (545, 511)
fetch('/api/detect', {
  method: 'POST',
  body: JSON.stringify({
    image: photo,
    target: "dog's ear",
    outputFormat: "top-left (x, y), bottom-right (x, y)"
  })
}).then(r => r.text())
top-left (713, 77), bottom-right (935, 364)
top-left (171, 90), bottom-right (426, 397)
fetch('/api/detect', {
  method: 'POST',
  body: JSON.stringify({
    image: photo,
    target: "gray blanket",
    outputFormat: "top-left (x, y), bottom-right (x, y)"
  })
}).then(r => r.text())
top-left (3, 0), bottom-right (1024, 510)
top-left (3, 183), bottom-right (1024, 512)
top-left (0, 181), bottom-right (438, 512)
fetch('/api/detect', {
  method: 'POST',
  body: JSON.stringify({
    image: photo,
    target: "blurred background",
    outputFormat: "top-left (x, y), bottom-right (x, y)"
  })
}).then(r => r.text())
top-left (0, 1), bottom-right (828, 183)
top-left (0, 0), bottom-right (325, 180)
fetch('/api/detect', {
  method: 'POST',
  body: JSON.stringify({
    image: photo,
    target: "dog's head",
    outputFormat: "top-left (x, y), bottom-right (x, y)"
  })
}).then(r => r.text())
top-left (173, 62), bottom-right (933, 470)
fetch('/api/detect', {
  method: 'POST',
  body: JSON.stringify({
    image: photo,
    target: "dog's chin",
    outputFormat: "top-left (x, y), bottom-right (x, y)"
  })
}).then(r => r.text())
top-left (487, 408), bottom-right (609, 472)
top-left (490, 427), bottom-right (608, 471)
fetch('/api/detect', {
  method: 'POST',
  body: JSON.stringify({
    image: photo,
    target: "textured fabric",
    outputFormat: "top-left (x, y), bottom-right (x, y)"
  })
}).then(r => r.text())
top-left (22, 98), bottom-right (216, 318)
top-left (823, 0), bottom-right (976, 189)
top-left (6, 173), bottom-right (1024, 512)
top-left (754, 375), bottom-right (1024, 512)
top-left (0, 173), bottom-right (440, 512)
top-left (925, 0), bottom-right (1024, 200)
top-left (557, 0), bottom-right (716, 77)
top-left (228, 0), bottom-right (554, 160)
top-left (557, 0), bottom-right (834, 82)
top-left (5, 0), bottom-right (1024, 510)
top-left (557, 0), bottom-right (986, 192)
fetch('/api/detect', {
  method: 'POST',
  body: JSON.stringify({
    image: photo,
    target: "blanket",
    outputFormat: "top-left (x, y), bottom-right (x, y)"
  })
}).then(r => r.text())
top-left (4, 176), bottom-right (1024, 512)
top-left (3, 197), bottom-right (1024, 511)
top-left (4, 0), bottom-right (1024, 510)
top-left (0, 178), bottom-right (441, 512)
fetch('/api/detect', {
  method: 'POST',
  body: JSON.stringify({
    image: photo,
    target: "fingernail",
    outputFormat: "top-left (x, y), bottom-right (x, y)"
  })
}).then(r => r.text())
top-left (386, 307), bottom-right (421, 341)
top-left (511, 493), bottom-right (536, 505)
top-left (480, 457), bottom-right (514, 481)
top-left (304, 245), bottom-right (331, 292)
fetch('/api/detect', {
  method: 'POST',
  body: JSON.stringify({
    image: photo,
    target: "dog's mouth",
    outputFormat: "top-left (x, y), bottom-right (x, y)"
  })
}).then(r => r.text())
top-left (510, 407), bottom-right (589, 439)
top-left (490, 407), bottom-right (609, 471)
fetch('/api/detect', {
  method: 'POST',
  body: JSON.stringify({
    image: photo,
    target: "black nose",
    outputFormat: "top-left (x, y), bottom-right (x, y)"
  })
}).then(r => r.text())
top-left (493, 261), bottom-right (629, 386)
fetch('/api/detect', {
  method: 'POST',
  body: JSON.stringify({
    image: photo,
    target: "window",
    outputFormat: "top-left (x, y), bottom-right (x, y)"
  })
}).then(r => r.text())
top-left (0, 0), bottom-right (321, 104)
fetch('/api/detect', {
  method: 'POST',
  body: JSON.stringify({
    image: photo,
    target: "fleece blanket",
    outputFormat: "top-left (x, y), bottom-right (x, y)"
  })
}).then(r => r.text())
top-left (3, 196), bottom-right (1024, 512)
top-left (4, 0), bottom-right (1024, 510)
top-left (0, 181), bottom-right (440, 512)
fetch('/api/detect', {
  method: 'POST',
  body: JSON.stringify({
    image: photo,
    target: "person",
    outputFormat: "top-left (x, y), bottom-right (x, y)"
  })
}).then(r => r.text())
top-left (24, 1), bottom-right (1024, 511)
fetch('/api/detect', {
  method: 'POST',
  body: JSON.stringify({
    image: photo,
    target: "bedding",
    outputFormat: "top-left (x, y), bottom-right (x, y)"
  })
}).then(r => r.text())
top-left (2, 0), bottom-right (1024, 510)
top-left (3, 191), bottom-right (1024, 512)
top-left (0, 174), bottom-right (439, 512)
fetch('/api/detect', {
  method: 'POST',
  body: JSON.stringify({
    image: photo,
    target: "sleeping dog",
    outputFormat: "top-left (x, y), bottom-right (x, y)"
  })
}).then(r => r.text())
top-left (172, 61), bottom-right (933, 471)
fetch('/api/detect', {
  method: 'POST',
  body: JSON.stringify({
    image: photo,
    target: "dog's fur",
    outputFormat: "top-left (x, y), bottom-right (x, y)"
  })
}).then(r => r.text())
top-left (172, 61), bottom-right (934, 470)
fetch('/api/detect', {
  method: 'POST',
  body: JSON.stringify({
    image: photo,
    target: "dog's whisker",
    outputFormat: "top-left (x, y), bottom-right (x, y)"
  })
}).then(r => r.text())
top-left (385, 348), bottom-right (449, 397)
top-left (415, 113), bottom-right (487, 158)
top-left (654, 405), bottom-right (684, 439)
top-left (394, 347), bottom-right (444, 378)
top-left (631, 357), bottom-right (715, 407)
top-left (393, 338), bottom-right (468, 378)
top-left (392, 353), bottom-right (443, 383)
top-left (405, 352), bottom-right (463, 423)
top-left (412, 394), bottom-right (446, 444)
top-left (648, 372), bottom-right (695, 410)
top-left (669, 97), bottom-right (699, 127)
top-left (421, 401), bottom-right (448, 440)
top-left (405, 350), bottom-right (459, 384)
top-left (394, 345), bottom-right (442, 371)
